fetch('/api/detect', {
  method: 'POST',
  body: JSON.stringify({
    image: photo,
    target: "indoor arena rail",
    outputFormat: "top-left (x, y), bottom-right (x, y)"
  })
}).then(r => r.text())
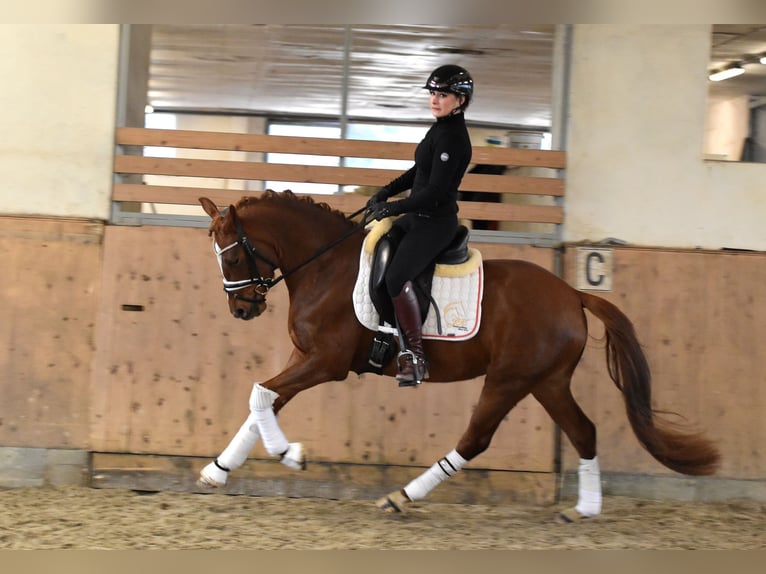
top-left (112, 127), bottom-right (566, 243)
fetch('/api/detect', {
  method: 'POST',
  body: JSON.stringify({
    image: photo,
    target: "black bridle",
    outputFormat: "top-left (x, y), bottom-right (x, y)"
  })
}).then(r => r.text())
top-left (214, 204), bottom-right (371, 305)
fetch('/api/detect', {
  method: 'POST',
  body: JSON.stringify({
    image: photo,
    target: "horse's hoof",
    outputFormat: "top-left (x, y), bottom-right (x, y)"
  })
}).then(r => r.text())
top-left (376, 490), bottom-right (410, 514)
top-left (554, 507), bottom-right (596, 524)
top-left (196, 462), bottom-right (227, 488)
top-left (280, 442), bottom-right (307, 471)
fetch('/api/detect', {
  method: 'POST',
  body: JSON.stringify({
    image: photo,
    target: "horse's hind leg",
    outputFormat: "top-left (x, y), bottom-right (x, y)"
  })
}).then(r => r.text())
top-left (532, 376), bottom-right (602, 521)
top-left (376, 379), bottom-right (529, 513)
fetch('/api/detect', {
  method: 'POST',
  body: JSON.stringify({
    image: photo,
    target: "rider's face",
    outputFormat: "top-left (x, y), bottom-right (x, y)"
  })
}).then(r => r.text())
top-left (429, 90), bottom-right (464, 118)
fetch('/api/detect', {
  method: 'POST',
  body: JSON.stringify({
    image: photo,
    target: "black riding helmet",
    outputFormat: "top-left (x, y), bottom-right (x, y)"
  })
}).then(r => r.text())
top-left (423, 64), bottom-right (474, 111)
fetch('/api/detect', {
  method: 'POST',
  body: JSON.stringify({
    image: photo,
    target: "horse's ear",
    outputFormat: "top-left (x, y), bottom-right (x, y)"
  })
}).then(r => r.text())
top-left (217, 204), bottom-right (238, 235)
top-left (199, 197), bottom-right (220, 220)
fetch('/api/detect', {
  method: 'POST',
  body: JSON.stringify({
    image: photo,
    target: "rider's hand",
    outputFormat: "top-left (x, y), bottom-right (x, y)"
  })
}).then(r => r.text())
top-left (370, 203), bottom-right (391, 221)
top-left (370, 201), bottom-right (403, 221)
top-left (366, 187), bottom-right (389, 207)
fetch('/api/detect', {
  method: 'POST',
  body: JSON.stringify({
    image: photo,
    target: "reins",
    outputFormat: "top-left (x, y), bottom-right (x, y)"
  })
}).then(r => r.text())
top-left (216, 203), bottom-right (372, 298)
top-left (267, 204), bottom-right (371, 287)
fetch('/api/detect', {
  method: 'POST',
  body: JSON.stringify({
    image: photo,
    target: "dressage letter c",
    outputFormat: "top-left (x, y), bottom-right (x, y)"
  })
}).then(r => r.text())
top-left (585, 252), bottom-right (605, 287)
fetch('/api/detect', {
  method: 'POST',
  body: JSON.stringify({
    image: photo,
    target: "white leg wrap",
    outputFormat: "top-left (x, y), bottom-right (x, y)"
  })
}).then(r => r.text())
top-left (403, 449), bottom-right (468, 501)
top-left (217, 413), bottom-right (261, 470)
top-left (249, 383), bottom-right (289, 456)
top-left (199, 408), bottom-right (264, 487)
top-left (575, 456), bottom-right (602, 517)
top-left (249, 383), bottom-right (280, 410)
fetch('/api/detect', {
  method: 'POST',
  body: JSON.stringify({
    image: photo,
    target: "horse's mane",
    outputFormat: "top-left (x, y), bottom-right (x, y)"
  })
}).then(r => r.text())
top-left (235, 190), bottom-right (355, 229)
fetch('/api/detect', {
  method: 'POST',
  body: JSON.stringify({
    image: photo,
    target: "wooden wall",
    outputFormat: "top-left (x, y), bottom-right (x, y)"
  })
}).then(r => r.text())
top-left (1, 217), bottom-right (764, 497)
top-left (0, 217), bottom-right (102, 449)
top-left (561, 246), bottom-right (766, 480)
top-left (90, 225), bottom-right (557, 474)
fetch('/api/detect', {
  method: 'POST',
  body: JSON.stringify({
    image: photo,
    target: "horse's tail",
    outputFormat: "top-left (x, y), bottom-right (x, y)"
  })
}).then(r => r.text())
top-left (580, 292), bottom-right (721, 476)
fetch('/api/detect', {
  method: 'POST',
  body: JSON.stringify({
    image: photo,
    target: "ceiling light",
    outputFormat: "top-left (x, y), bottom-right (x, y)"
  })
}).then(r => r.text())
top-left (761, 55), bottom-right (766, 65)
top-left (709, 66), bottom-right (745, 82)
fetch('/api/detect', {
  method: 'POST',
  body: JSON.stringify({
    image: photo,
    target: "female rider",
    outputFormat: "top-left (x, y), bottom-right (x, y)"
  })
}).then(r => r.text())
top-left (367, 64), bottom-right (474, 386)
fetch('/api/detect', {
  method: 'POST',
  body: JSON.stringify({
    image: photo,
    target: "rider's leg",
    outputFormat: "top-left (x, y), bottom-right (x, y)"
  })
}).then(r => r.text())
top-left (391, 280), bottom-right (429, 384)
top-left (384, 216), bottom-right (456, 386)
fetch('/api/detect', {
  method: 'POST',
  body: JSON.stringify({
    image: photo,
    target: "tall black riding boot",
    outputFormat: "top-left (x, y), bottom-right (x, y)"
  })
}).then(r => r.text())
top-left (391, 281), bottom-right (429, 386)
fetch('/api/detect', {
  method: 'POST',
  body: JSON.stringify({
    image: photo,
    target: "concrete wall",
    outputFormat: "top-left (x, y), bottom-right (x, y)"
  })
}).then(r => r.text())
top-left (3, 24), bottom-right (762, 250)
top-left (0, 25), bottom-right (120, 220)
top-left (566, 24), bottom-right (766, 251)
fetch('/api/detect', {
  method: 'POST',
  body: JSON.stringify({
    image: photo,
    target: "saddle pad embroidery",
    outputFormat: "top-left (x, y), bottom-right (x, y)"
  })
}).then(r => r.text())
top-left (352, 230), bottom-right (484, 341)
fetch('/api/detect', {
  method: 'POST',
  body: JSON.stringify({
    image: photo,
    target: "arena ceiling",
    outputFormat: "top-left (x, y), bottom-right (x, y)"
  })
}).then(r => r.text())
top-left (146, 24), bottom-right (766, 130)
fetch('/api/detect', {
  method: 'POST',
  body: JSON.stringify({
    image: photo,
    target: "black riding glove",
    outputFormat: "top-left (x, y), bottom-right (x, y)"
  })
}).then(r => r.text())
top-left (366, 186), bottom-right (391, 207)
top-left (370, 201), bottom-right (403, 221)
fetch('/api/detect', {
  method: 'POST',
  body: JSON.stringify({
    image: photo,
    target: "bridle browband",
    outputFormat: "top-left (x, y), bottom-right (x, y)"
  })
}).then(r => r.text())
top-left (213, 204), bottom-right (370, 305)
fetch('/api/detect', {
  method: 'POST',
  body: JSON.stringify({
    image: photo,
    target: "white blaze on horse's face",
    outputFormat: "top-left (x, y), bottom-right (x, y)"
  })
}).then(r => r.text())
top-left (213, 239), bottom-right (254, 293)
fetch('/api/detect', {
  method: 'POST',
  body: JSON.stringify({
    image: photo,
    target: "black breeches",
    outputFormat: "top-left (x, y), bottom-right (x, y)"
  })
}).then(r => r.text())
top-left (384, 213), bottom-right (459, 296)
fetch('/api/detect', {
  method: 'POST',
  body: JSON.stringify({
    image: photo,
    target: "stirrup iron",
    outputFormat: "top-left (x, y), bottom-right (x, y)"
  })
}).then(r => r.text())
top-left (396, 349), bottom-right (427, 387)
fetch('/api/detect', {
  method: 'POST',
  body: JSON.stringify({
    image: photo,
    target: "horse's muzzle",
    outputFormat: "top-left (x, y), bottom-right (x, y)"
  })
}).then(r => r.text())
top-left (230, 293), bottom-right (266, 320)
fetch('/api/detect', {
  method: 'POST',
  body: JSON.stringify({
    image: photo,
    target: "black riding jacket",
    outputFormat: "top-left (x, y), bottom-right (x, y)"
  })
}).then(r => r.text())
top-left (380, 112), bottom-right (472, 218)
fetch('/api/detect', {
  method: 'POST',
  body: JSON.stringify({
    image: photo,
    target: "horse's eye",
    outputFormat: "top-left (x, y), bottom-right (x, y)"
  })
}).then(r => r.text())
top-left (225, 257), bottom-right (240, 267)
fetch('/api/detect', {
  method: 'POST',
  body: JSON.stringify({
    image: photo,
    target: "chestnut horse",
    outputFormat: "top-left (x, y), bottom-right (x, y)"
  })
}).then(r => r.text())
top-left (196, 190), bottom-right (719, 521)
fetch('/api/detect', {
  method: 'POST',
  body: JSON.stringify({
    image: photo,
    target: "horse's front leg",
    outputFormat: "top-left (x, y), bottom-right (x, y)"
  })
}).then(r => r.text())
top-left (197, 354), bottom-right (326, 488)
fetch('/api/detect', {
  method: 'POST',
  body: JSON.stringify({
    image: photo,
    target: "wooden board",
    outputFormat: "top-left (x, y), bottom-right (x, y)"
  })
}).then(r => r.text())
top-left (91, 452), bottom-right (557, 505)
top-left (561, 246), bottom-right (766, 480)
top-left (90, 226), bottom-right (558, 474)
top-left (113, 156), bottom-right (564, 197)
top-left (3, 213), bottom-right (763, 487)
top-left (112, 184), bottom-right (564, 223)
top-left (0, 217), bottom-right (103, 449)
top-left (116, 127), bottom-right (567, 169)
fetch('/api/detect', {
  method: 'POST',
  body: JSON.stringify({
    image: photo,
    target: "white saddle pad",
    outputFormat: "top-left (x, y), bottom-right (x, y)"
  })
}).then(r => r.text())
top-left (352, 220), bottom-right (484, 341)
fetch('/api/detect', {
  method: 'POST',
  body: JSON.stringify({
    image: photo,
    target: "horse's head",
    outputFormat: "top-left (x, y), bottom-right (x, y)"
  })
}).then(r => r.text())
top-left (199, 196), bottom-right (277, 320)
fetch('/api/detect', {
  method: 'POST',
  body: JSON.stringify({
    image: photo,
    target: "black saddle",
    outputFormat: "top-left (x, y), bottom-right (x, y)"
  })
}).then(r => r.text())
top-left (368, 224), bottom-right (470, 327)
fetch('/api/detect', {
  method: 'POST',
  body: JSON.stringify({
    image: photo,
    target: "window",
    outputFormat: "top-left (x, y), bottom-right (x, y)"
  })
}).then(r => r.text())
top-left (143, 112), bottom-right (177, 158)
top-left (705, 25), bottom-right (766, 162)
